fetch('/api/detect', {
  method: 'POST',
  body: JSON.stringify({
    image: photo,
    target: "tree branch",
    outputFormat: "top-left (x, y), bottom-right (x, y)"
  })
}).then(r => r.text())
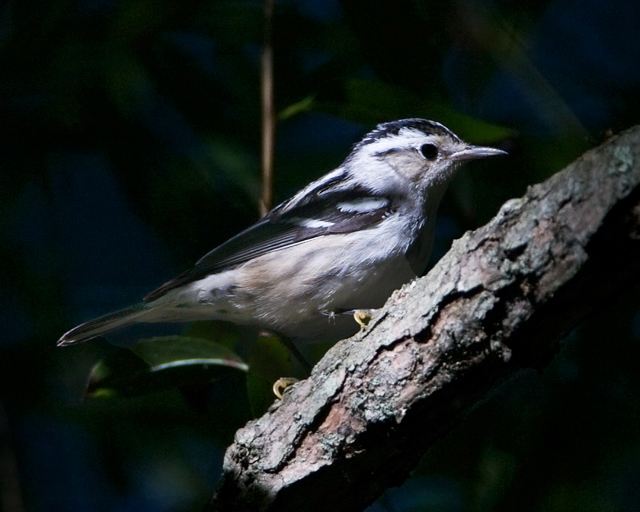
top-left (211, 126), bottom-right (640, 512)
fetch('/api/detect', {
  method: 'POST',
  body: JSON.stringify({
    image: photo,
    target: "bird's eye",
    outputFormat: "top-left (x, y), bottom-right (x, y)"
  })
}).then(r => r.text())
top-left (419, 143), bottom-right (439, 160)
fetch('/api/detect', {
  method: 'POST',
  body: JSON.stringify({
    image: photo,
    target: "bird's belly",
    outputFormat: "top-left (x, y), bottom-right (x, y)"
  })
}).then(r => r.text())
top-left (163, 230), bottom-right (418, 342)
top-left (232, 238), bottom-right (417, 342)
top-left (286, 256), bottom-right (416, 341)
top-left (327, 255), bottom-right (415, 311)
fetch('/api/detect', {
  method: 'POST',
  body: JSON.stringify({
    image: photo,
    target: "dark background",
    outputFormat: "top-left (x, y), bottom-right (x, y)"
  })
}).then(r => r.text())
top-left (1, 0), bottom-right (639, 510)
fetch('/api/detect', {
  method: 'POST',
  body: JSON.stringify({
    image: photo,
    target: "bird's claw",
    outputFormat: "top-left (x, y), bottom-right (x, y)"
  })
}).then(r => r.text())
top-left (272, 377), bottom-right (299, 399)
top-left (353, 309), bottom-right (374, 331)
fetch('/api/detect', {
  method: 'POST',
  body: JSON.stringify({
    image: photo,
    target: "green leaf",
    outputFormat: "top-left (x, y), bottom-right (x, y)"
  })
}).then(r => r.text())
top-left (246, 334), bottom-right (304, 416)
top-left (203, 136), bottom-right (261, 198)
top-left (86, 336), bottom-right (248, 398)
top-left (278, 95), bottom-right (316, 121)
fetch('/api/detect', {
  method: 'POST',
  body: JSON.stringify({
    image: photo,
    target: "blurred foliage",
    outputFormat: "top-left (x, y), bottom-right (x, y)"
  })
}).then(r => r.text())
top-left (86, 336), bottom-right (248, 398)
top-left (246, 333), bottom-right (307, 415)
top-left (1, 0), bottom-right (639, 511)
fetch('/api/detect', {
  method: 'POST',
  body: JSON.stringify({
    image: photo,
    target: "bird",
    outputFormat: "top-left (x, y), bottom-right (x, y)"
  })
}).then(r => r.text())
top-left (57, 118), bottom-right (506, 349)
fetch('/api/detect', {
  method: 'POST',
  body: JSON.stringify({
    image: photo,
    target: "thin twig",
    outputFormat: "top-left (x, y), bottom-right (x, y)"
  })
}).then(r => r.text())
top-left (260, 0), bottom-right (275, 216)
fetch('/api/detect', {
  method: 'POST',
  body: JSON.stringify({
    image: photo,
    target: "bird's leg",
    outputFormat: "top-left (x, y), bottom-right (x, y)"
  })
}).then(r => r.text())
top-left (279, 336), bottom-right (312, 372)
top-left (330, 308), bottom-right (377, 332)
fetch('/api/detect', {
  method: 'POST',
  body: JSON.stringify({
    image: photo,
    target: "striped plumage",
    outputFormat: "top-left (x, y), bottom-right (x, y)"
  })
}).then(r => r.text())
top-left (58, 119), bottom-right (505, 346)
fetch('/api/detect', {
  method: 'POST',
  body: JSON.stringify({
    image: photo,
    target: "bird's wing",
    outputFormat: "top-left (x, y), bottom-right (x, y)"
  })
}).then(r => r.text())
top-left (143, 170), bottom-right (394, 302)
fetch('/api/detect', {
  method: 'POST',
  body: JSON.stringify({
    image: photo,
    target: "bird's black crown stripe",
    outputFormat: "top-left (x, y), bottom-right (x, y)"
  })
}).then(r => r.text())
top-left (358, 118), bottom-right (460, 147)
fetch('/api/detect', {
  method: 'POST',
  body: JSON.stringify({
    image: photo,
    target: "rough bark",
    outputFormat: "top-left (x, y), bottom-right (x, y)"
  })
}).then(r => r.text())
top-left (211, 126), bottom-right (640, 512)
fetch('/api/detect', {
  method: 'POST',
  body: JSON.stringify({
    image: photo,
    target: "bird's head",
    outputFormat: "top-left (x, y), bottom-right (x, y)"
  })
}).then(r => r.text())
top-left (346, 118), bottom-right (506, 193)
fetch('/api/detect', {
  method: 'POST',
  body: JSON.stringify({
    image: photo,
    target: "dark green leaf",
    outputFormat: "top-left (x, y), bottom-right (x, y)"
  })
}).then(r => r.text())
top-left (246, 334), bottom-right (305, 416)
top-left (86, 336), bottom-right (248, 398)
top-left (278, 95), bottom-right (316, 121)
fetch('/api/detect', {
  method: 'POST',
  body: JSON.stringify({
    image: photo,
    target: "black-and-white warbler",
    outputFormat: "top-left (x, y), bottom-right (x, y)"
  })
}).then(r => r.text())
top-left (58, 119), bottom-right (505, 347)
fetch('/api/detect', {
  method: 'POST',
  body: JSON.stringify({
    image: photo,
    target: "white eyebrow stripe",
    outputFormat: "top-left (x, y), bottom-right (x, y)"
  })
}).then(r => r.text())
top-left (290, 217), bottom-right (335, 228)
top-left (337, 197), bottom-right (389, 213)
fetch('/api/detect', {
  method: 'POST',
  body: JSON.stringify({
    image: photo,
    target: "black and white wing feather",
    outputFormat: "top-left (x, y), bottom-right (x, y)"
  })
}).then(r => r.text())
top-left (144, 169), bottom-right (394, 302)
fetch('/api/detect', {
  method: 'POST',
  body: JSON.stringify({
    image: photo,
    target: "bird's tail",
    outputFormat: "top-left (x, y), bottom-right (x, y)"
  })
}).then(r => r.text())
top-left (57, 304), bottom-right (150, 346)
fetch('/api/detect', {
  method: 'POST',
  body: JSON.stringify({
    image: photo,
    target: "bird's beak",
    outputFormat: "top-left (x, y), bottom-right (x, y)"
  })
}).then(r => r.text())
top-left (450, 145), bottom-right (508, 162)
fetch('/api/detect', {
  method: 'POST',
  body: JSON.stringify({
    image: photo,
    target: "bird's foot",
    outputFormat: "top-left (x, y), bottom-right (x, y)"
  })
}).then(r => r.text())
top-left (272, 377), bottom-right (299, 399)
top-left (353, 309), bottom-right (375, 331)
